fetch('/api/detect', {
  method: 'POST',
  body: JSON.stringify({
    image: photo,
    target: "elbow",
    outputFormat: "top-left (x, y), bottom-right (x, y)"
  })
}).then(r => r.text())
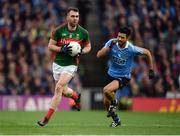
top-left (82, 46), bottom-right (91, 54)
top-left (96, 51), bottom-right (101, 58)
top-left (144, 48), bottom-right (151, 56)
top-left (96, 53), bottom-right (99, 58)
top-left (48, 44), bottom-right (52, 51)
top-left (87, 46), bottom-right (91, 53)
top-left (97, 48), bottom-right (108, 58)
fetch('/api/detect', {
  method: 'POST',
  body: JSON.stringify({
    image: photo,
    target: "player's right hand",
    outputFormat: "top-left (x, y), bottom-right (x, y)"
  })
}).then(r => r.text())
top-left (149, 69), bottom-right (155, 79)
top-left (109, 39), bottom-right (117, 48)
top-left (60, 44), bottom-right (72, 54)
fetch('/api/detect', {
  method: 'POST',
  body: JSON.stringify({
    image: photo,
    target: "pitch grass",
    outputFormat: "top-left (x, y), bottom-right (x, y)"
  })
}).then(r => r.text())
top-left (0, 111), bottom-right (180, 135)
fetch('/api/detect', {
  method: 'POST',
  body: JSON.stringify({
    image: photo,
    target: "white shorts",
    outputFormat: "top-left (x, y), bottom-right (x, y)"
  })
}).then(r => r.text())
top-left (52, 62), bottom-right (78, 81)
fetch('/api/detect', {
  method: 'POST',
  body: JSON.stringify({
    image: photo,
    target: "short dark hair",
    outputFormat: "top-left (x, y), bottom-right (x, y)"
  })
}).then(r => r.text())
top-left (66, 7), bottom-right (79, 15)
top-left (119, 26), bottom-right (131, 37)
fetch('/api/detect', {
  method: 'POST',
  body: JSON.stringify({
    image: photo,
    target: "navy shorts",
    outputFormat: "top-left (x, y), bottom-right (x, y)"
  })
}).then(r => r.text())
top-left (106, 74), bottom-right (130, 89)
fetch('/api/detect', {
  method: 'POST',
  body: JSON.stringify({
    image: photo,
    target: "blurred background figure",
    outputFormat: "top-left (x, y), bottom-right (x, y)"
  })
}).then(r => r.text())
top-left (76, 0), bottom-right (91, 27)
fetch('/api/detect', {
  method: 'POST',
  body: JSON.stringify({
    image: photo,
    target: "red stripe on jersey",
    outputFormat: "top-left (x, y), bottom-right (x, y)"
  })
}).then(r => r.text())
top-left (57, 38), bottom-right (82, 46)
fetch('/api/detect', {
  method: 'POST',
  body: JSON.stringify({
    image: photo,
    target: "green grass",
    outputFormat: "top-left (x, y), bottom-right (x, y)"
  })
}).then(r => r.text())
top-left (0, 111), bottom-right (180, 135)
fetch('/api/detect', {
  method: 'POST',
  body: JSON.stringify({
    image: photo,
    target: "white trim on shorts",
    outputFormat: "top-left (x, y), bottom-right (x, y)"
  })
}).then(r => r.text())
top-left (52, 62), bottom-right (78, 81)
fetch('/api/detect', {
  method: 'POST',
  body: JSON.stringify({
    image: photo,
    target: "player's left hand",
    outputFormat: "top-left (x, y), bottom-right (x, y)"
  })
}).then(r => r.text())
top-left (149, 69), bottom-right (155, 79)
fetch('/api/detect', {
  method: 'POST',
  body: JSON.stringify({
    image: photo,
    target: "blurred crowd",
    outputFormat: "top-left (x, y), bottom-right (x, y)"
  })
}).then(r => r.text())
top-left (0, 0), bottom-right (71, 95)
top-left (97, 0), bottom-right (180, 97)
top-left (0, 0), bottom-right (179, 98)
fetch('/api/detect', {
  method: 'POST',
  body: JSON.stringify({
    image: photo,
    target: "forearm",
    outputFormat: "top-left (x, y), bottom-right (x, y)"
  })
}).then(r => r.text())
top-left (147, 52), bottom-right (154, 70)
top-left (97, 48), bottom-right (109, 58)
top-left (149, 55), bottom-right (154, 70)
top-left (81, 42), bottom-right (91, 54)
top-left (144, 49), bottom-right (154, 70)
top-left (48, 39), bottom-right (60, 52)
top-left (48, 44), bottom-right (61, 52)
top-left (82, 46), bottom-right (91, 54)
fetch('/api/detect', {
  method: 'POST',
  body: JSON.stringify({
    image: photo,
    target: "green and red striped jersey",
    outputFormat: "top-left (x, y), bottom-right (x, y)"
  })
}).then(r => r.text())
top-left (51, 23), bottom-right (90, 66)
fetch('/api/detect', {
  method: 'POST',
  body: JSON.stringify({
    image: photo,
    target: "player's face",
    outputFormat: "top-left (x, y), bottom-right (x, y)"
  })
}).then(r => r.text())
top-left (117, 32), bottom-right (128, 46)
top-left (67, 11), bottom-right (79, 27)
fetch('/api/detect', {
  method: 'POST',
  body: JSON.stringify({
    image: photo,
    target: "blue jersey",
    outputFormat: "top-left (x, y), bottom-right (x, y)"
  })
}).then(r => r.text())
top-left (104, 39), bottom-right (144, 79)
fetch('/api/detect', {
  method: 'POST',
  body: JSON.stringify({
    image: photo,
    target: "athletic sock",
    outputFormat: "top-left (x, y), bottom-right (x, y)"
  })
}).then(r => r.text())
top-left (111, 112), bottom-right (120, 122)
top-left (111, 112), bottom-right (117, 119)
top-left (111, 112), bottom-right (118, 120)
top-left (45, 108), bottom-right (55, 120)
top-left (111, 100), bottom-right (117, 105)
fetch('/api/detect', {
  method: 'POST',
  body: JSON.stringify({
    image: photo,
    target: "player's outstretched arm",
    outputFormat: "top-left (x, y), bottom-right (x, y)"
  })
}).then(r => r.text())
top-left (96, 47), bottom-right (110, 58)
top-left (143, 48), bottom-right (155, 79)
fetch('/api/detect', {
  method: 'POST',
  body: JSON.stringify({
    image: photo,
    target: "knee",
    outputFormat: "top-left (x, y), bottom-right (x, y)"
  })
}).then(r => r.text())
top-left (103, 86), bottom-right (110, 96)
top-left (55, 83), bottom-right (64, 95)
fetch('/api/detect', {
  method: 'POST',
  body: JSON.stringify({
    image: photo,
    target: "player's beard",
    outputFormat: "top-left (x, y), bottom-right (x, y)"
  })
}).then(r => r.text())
top-left (118, 41), bottom-right (126, 47)
top-left (70, 21), bottom-right (78, 28)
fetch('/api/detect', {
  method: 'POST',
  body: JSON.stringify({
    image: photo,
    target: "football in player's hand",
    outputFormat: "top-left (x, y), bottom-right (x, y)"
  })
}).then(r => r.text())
top-left (68, 41), bottom-right (81, 56)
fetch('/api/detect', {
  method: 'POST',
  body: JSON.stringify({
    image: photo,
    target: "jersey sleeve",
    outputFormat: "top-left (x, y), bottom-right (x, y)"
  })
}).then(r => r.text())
top-left (81, 29), bottom-right (90, 46)
top-left (131, 44), bottom-right (144, 55)
top-left (83, 29), bottom-right (90, 42)
top-left (104, 39), bottom-right (111, 48)
top-left (104, 39), bottom-right (117, 48)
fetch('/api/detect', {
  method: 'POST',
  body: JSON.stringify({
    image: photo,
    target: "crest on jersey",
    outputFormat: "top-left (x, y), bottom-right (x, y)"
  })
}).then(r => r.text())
top-left (69, 34), bottom-right (72, 38)
top-left (62, 33), bottom-right (66, 36)
top-left (76, 34), bottom-right (80, 39)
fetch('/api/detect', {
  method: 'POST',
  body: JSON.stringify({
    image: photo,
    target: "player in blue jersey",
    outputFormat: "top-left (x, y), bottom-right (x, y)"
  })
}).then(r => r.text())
top-left (97, 26), bottom-right (155, 127)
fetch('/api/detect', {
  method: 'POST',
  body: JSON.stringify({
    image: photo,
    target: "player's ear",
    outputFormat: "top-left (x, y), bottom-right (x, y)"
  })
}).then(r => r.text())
top-left (125, 34), bottom-right (129, 40)
top-left (66, 13), bottom-right (69, 21)
top-left (127, 35), bottom-right (131, 41)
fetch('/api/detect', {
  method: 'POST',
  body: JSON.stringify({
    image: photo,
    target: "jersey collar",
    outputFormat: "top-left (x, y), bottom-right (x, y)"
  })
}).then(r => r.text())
top-left (125, 41), bottom-right (129, 48)
top-left (116, 41), bottom-right (129, 49)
